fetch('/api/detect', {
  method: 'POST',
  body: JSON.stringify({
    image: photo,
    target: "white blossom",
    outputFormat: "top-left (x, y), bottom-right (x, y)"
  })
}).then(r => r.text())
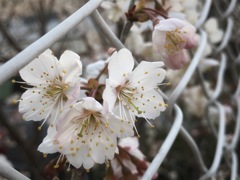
top-left (17, 49), bottom-right (82, 127)
top-left (103, 48), bottom-right (166, 133)
top-left (38, 97), bottom-right (134, 169)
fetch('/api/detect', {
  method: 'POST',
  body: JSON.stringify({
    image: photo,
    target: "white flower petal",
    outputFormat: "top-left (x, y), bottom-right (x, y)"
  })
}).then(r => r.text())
top-left (59, 50), bottom-right (82, 82)
top-left (85, 60), bottom-right (106, 79)
top-left (81, 97), bottom-right (103, 112)
top-left (132, 89), bottom-right (166, 119)
top-left (154, 18), bottom-right (185, 31)
top-left (108, 48), bottom-right (134, 84)
top-left (152, 30), bottom-right (166, 54)
top-left (19, 49), bottom-right (59, 85)
top-left (19, 90), bottom-right (54, 121)
top-left (108, 112), bottom-right (134, 138)
top-left (90, 141), bottom-right (106, 164)
top-left (105, 136), bottom-right (117, 160)
top-left (102, 79), bottom-right (118, 112)
top-left (64, 81), bottom-right (81, 103)
top-left (67, 146), bottom-right (88, 168)
top-left (83, 159), bottom-right (95, 169)
top-left (130, 61), bottom-right (166, 91)
top-left (119, 137), bottom-right (139, 150)
top-left (38, 127), bottom-right (58, 154)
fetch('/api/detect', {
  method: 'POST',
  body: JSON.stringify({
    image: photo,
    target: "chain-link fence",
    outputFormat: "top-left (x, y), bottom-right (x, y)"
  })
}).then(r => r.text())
top-left (0, 0), bottom-right (239, 179)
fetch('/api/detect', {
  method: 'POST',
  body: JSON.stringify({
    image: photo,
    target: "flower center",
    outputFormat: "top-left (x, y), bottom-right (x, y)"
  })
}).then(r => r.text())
top-left (45, 80), bottom-right (69, 101)
top-left (117, 85), bottom-right (142, 115)
top-left (72, 112), bottom-right (107, 139)
top-left (46, 84), bottom-right (68, 96)
top-left (165, 30), bottom-right (186, 54)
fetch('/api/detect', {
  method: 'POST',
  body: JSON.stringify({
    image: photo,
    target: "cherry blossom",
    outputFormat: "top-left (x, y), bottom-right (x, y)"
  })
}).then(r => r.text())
top-left (103, 48), bottom-right (166, 133)
top-left (152, 18), bottom-right (198, 69)
top-left (17, 49), bottom-right (82, 127)
top-left (38, 97), bottom-right (134, 170)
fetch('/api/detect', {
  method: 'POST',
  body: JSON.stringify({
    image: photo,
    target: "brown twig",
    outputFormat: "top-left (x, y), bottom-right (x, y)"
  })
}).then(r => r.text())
top-left (120, 0), bottom-right (136, 43)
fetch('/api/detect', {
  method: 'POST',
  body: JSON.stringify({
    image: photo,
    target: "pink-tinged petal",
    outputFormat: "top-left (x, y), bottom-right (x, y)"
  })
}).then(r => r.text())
top-left (165, 50), bottom-right (189, 70)
top-left (19, 49), bottom-right (59, 85)
top-left (185, 34), bottom-right (198, 49)
top-left (102, 79), bottom-right (118, 112)
top-left (108, 48), bottom-right (134, 84)
top-left (120, 137), bottom-right (145, 160)
top-left (81, 97), bottom-right (102, 112)
top-left (154, 18), bottom-right (185, 31)
top-left (153, 18), bottom-right (198, 61)
top-left (119, 137), bottom-right (139, 150)
top-left (110, 159), bottom-right (122, 178)
top-left (179, 22), bottom-right (198, 49)
top-left (59, 50), bottom-right (82, 82)
top-left (122, 159), bottom-right (137, 174)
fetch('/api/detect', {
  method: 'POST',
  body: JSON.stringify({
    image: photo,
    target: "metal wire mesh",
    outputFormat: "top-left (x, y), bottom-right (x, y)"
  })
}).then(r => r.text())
top-left (0, 0), bottom-right (239, 179)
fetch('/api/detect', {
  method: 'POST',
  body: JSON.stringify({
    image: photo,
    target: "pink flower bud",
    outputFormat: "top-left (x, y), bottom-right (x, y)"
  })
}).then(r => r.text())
top-left (165, 50), bottom-right (189, 70)
top-left (152, 18), bottom-right (198, 69)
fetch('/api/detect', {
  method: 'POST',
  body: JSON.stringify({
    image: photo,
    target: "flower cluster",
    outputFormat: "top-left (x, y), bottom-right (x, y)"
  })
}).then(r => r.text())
top-left (16, 48), bottom-right (167, 170)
